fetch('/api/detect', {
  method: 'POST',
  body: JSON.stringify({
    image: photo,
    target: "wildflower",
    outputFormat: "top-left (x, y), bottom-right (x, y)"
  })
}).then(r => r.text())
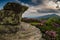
top-left (45, 30), bottom-right (56, 37)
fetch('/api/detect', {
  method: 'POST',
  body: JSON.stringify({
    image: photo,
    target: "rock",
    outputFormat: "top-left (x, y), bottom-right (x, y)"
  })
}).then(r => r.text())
top-left (0, 22), bottom-right (42, 40)
top-left (4, 2), bottom-right (28, 14)
top-left (0, 10), bottom-right (19, 25)
top-left (3, 2), bottom-right (28, 23)
top-left (0, 2), bottom-right (42, 40)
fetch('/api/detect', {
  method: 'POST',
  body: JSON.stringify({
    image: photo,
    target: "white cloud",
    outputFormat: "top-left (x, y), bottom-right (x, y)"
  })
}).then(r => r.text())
top-left (15, 0), bottom-right (60, 18)
top-left (15, 0), bottom-right (21, 3)
top-left (23, 1), bottom-right (60, 17)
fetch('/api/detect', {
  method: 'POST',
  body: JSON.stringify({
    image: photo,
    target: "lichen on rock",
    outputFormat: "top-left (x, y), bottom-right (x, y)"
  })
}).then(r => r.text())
top-left (0, 22), bottom-right (42, 40)
top-left (4, 2), bottom-right (28, 23)
top-left (0, 2), bottom-right (42, 40)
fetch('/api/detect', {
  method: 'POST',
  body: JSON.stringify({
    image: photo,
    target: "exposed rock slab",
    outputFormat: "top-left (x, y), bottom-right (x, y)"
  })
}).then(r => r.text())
top-left (0, 22), bottom-right (42, 40)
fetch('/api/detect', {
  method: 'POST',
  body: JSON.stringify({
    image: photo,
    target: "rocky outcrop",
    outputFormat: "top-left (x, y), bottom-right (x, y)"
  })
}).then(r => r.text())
top-left (0, 2), bottom-right (42, 40)
top-left (0, 22), bottom-right (42, 40)
top-left (3, 2), bottom-right (28, 24)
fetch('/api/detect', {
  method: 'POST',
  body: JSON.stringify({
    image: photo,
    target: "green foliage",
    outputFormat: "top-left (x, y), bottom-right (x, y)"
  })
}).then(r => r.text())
top-left (46, 16), bottom-right (60, 24)
top-left (40, 16), bottom-right (60, 40)
top-left (26, 15), bottom-right (60, 40)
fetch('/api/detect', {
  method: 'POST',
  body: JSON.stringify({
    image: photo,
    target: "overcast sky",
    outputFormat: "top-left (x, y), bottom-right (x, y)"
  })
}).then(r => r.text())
top-left (0, 0), bottom-right (60, 18)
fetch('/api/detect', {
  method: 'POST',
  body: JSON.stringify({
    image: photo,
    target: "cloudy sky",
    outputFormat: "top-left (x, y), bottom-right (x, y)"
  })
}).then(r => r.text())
top-left (0, 0), bottom-right (60, 18)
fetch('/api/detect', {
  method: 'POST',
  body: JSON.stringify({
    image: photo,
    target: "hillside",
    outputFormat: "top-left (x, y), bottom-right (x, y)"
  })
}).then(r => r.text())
top-left (22, 14), bottom-right (60, 40)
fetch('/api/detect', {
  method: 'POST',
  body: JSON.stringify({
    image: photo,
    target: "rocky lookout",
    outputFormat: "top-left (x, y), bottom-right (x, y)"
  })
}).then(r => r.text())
top-left (0, 2), bottom-right (42, 40)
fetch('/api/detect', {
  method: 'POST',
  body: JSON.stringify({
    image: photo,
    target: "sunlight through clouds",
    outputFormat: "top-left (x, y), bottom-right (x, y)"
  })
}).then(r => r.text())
top-left (0, 0), bottom-right (60, 18)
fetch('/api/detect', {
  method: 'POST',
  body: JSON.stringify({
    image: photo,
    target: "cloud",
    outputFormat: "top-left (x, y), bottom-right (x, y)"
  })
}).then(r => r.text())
top-left (15, 0), bottom-right (30, 7)
top-left (31, 0), bottom-right (58, 5)
top-left (37, 9), bottom-right (60, 13)
top-left (31, 0), bottom-right (43, 5)
top-left (26, 0), bottom-right (60, 13)
top-left (31, 0), bottom-right (37, 3)
top-left (15, 0), bottom-right (60, 18)
top-left (15, 0), bottom-right (21, 3)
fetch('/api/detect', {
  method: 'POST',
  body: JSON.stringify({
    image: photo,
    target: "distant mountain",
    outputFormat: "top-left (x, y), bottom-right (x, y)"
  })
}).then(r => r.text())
top-left (32, 14), bottom-right (60, 19)
top-left (23, 14), bottom-right (60, 20)
top-left (25, 14), bottom-right (59, 19)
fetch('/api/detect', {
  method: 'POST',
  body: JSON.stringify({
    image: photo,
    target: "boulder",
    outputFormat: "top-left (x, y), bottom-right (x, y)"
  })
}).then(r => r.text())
top-left (3, 2), bottom-right (28, 23)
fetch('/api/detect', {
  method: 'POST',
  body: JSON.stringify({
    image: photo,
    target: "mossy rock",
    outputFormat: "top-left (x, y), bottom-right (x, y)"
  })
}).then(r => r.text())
top-left (0, 10), bottom-right (19, 25)
top-left (4, 2), bottom-right (28, 14)
top-left (0, 2), bottom-right (28, 25)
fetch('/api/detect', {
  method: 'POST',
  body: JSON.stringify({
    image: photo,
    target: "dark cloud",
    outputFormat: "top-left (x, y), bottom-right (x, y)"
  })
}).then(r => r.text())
top-left (18, 0), bottom-right (59, 6)
top-left (18, 0), bottom-right (44, 5)
top-left (31, 0), bottom-right (44, 5)
top-left (57, 0), bottom-right (60, 1)
top-left (37, 9), bottom-right (60, 13)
